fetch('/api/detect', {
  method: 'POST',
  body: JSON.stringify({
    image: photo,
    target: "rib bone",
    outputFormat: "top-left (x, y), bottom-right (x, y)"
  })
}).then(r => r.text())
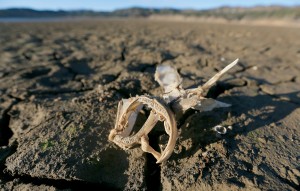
top-left (109, 96), bottom-right (177, 163)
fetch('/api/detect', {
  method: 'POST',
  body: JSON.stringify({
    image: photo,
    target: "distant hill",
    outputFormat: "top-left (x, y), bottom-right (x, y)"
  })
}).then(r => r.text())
top-left (0, 6), bottom-right (299, 20)
top-left (0, 8), bottom-right (110, 18)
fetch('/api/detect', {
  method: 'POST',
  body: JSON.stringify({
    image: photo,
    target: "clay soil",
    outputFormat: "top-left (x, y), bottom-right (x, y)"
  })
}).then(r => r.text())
top-left (0, 19), bottom-right (299, 190)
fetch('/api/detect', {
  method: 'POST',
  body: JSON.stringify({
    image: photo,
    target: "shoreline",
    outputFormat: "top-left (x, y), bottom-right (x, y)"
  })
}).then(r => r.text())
top-left (0, 15), bottom-right (299, 28)
top-left (148, 15), bottom-right (300, 28)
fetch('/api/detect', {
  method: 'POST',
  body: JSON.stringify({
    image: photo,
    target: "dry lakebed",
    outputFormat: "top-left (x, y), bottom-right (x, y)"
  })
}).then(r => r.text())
top-left (0, 19), bottom-right (300, 190)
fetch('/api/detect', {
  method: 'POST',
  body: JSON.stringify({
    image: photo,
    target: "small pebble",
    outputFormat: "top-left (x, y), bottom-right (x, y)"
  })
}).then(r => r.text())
top-left (72, 98), bottom-right (78, 103)
top-left (213, 125), bottom-right (227, 134)
top-left (252, 66), bottom-right (258, 70)
top-left (54, 97), bottom-right (61, 102)
top-left (29, 95), bottom-right (36, 101)
top-left (96, 85), bottom-right (104, 94)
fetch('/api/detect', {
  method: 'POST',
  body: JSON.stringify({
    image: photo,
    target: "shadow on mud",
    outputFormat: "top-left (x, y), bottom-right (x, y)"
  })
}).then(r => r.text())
top-left (165, 91), bottom-right (299, 187)
top-left (175, 91), bottom-right (299, 156)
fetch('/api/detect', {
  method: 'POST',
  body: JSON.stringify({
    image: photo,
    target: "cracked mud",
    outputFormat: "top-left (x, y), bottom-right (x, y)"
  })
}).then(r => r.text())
top-left (0, 20), bottom-right (299, 190)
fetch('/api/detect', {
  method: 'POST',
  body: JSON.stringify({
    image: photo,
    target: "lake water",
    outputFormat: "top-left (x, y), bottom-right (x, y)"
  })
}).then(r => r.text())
top-left (0, 17), bottom-right (68, 22)
top-left (0, 17), bottom-right (124, 23)
top-left (0, 17), bottom-right (98, 23)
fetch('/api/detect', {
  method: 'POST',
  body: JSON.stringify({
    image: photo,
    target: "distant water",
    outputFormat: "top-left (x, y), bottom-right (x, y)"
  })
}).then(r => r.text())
top-left (0, 17), bottom-right (80, 23)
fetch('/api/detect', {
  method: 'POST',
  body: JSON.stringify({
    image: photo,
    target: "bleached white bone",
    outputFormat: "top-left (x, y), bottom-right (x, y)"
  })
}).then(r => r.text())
top-left (109, 59), bottom-right (238, 164)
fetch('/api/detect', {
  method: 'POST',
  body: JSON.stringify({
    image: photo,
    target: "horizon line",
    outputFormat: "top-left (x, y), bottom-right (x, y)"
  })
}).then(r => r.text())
top-left (1, 4), bottom-right (300, 12)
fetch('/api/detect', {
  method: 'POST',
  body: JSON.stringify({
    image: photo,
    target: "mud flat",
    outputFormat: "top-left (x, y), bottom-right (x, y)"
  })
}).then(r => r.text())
top-left (0, 19), bottom-right (299, 190)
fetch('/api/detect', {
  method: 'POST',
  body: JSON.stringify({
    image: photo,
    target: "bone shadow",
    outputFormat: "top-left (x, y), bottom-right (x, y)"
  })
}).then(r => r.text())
top-left (173, 84), bottom-right (299, 154)
top-left (162, 91), bottom-right (299, 187)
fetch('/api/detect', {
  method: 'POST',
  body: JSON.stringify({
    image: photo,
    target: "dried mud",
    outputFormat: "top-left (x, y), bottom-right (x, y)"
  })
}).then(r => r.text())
top-left (0, 19), bottom-right (299, 190)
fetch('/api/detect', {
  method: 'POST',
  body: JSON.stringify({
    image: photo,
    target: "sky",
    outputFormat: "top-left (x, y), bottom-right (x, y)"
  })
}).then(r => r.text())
top-left (0, 0), bottom-right (299, 11)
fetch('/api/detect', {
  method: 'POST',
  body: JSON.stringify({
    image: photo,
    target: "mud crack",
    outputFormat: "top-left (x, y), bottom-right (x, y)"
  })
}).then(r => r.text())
top-left (259, 163), bottom-right (300, 190)
top-left (259, 87), bottom-right (300, 106)
top-left (1, 172), bottom-right (119, 191)
top-left (145, 131), bottom-right (162, 190)
top-left (0, 101), bottom-right (17, 146)
top-left (0, 142), bottom-right (118, 190)
top-left (28, 87), bottom-right (94, 96)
